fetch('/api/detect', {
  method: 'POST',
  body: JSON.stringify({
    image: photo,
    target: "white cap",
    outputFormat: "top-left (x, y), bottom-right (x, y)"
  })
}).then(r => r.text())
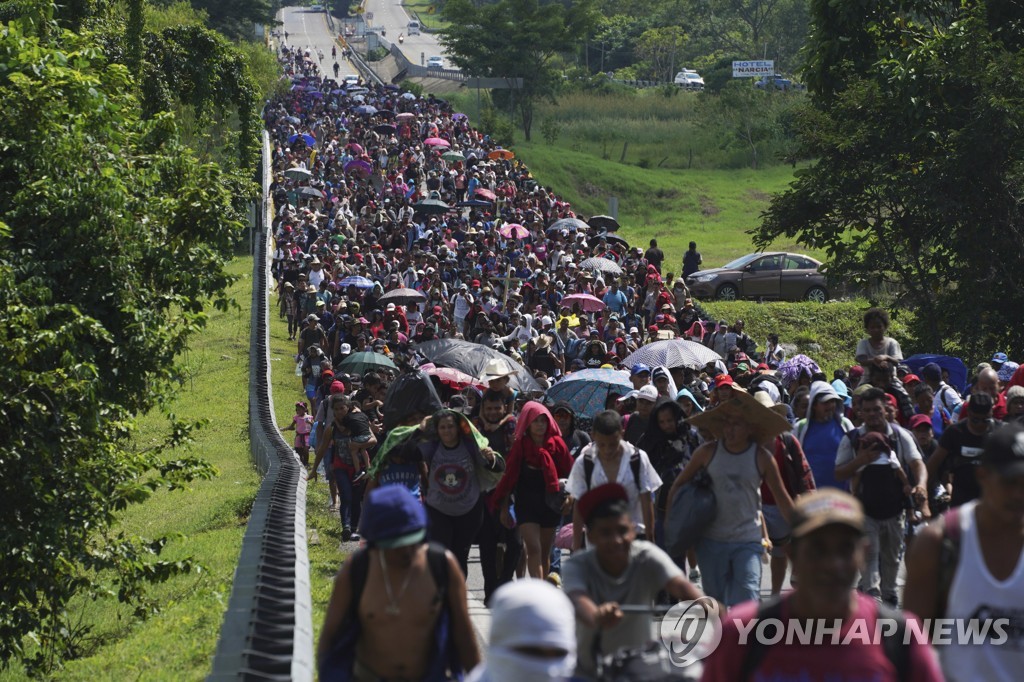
top-left (339, 343), bottom-right (352, 354)
top-left (637, 385), bottom-right (659, 402)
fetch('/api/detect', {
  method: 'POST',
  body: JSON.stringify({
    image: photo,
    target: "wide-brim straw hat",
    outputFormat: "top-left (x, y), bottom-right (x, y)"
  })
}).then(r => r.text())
top-left (689, 386), bottom-right (792, 442)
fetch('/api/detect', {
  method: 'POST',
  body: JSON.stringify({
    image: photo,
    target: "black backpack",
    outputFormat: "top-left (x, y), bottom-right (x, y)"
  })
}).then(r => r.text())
top-left (846, 428), bottom-right (912, 520)
top-left (738, 597), bottom-right (911, 680)
top-left (583, 449), bottom-right (642, 492)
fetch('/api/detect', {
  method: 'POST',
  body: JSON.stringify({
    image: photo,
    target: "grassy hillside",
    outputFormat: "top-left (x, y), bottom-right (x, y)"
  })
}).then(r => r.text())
top-left (6, 258), bottom-right (260, 681)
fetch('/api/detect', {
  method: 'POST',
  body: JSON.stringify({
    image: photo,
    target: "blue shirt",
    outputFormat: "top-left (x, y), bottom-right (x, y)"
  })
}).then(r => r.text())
top-left (603, 289), bottom-right (628, 314)
top-left (802, 419), bottom-right (849, 492)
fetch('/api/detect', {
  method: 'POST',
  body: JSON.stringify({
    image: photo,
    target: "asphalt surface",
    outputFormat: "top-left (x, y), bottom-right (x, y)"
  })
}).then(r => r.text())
top-left (361, 0), bottom-right (451, 69)
top-left (278, 6), bottom-right (358, 80)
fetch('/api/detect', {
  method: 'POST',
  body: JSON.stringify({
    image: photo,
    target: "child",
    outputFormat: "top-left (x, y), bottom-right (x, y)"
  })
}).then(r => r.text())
top-left (854, 308), bottom-right (903, 382)
top-left (281, 401), bottom-right (313, 466)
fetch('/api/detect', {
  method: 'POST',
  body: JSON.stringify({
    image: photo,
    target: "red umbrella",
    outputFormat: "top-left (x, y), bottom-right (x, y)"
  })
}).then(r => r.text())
top-left (424, 137), bottom-right (451, 148)
top-left (561, 293), bottom-right (606, 313)
top-left (498, 223), bottom-right (529, 239)
top-left (475, 187), bottom-right (497, 201)
top-left (420, 363), bottom-right (486, 390)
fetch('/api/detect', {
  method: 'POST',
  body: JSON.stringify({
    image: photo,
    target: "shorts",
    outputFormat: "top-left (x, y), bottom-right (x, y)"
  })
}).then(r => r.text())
top-left (305, 384), bottom-right (316, 400)
top-left (763, 503), bottom-right (790, 557)
top-left (351, 433), bottom-right (372, 444)
top-left (513, 467), bottom-right (561, 528)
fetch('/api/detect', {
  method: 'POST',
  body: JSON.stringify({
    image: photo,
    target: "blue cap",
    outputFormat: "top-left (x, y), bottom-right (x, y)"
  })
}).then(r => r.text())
top-left (362, 486), bottom-right (427, 549)
top-left (631, 363), bottom-right (651, 376)
top-left (921, 363), bottom-right (942, 381)
top-left (992, 352), bottom-right (1008, 365)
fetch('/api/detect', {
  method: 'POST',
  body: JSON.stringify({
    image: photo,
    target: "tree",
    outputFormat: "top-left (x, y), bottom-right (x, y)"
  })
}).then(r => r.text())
top-left (635, 25), bottom-right (687, 81)
top-left (754, 1), bottom-right (1024, 355)
top-left (0, 7), bottom-right (250, 672)
top-left (441, 0), bottom-right (598, 141)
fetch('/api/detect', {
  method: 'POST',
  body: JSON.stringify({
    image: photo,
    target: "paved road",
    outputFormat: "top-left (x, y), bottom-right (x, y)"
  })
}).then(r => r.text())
top-left (279, 6), bottom-right (358, 79)
top-left (362, 0), bottom-right (451, 69)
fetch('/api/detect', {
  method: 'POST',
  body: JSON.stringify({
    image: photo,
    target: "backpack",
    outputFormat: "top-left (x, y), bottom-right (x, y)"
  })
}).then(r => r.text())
top-left (845, 428), bottom-right (912, 520)
top-left (777, 432), bottom-right (815, 496)
top-left (583, 447), bottom-right (642, 492)
top-left (748, 373), bottom-right (790, 405)
top-left (319, 542), bottom-right (460, 682)
top-left (738, 597), bottom-right (911, 681)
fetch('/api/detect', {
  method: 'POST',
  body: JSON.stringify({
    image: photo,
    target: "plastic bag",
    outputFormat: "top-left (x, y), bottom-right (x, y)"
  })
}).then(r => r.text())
top-left (665, 468), bottom-right (717, 557)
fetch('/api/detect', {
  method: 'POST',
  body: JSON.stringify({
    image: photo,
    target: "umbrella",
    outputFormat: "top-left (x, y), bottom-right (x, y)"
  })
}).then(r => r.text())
top-left (374, 123), bottom-right (397, 135)
top-left (903, 354), bottom-right (968, 394)
top-left (416, 339), bottom-right (541, 393)
top-left (498, 223), bottom-right (529, 239)
top-left (284, 167), bottom-right (313, 181)
top-left (339, 351), bottom-right (398, 375)
top-left (283, 115), bottom-right (301, 124)
top-left (376, 109), bottom-right (396, 119)
top-left (457, 199), bottom-right (492, 207)
top-left (588, 215), bottom-right (620, 231)
top-left (420, 363), bottom-right (487, 391)
top-left (452, 113), bottom-right (469, 121)
top-left (400, 92), bottom-right (417, 100)
top-left (288, 133), bottom-right (316, 147)
top-left (597, 233), bottom-right (630, 248)
top-left (544, 368), bottom-right (633, 418)
top-left (488, 149), bottom-right (514, 160)
top-left (777, 355), bottom-right (821, 388)
top-left (344, 159), bottom-right (373, 176)
top-left (300, 186), bottom-right (325, 199)
top-left (621, 339), bottom-right (721, 370)
top-left (378, 287), bottom-right (427, 305)
top-left (561, 293), bottom-right (606, 313)
top-left (337, 275), bottom-right (375, 289)
top-left (355, 105), bottom-right (378, 116)
top-left (549, 217), bottom-right (588, 233)
top-left (348, 143), bottom-right (364, 155)
top-left (413, 199), bottom-right (450, 215)
top-left (351, 94), bottom-right (366, 102)
top-left (474, 188), bottom-right (497, 201)
top-left (396, 112), bottom-right (416, 120)
top-left (579, 257), bottom-right (623, 276)
top-left (442, 151), bottom-right (466, 162)
top-left (424, 137), bottom-right (451, 148)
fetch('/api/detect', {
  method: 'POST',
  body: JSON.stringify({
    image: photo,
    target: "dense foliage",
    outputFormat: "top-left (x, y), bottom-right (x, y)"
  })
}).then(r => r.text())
top-left (0, 1), bottom-right (264, 673)
top-left (754, 0), bottom-right (1024, 356)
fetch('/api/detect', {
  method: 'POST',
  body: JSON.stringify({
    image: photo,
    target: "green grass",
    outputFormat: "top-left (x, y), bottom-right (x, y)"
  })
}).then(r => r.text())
top-left (4, 258), bottom-right (260, 681)
top-left (698, 300), bottom-right (917, 376)
top-left (402, 0), bottom-right (448, 30)
top-left (266, 293), bottom-right (347, 650)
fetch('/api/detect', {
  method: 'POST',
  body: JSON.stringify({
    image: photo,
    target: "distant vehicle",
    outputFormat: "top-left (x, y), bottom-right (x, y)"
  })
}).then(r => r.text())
top-left (309, 4), bottom-right (323, 10)
top-left (343, 74), bottom-right (360, 86)
top-left (754, 74), bottom-right (805, 91)
top-left (407, 20), bottom-right (421, 35)
top-left (674, 69), bottom-right (705, 91)
top-left (685, 252), bottom-right (829, 302)
top-left (427, 56), bottom-right (444, 69)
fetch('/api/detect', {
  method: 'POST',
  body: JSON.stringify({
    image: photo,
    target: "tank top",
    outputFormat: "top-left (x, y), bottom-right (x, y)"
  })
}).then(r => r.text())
top-left (941, 499), bottom-right (1024, 681)
top-left (705, 440), bottom-right (762, 543)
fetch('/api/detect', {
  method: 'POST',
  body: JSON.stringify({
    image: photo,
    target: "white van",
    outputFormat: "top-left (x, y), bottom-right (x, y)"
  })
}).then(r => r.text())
top-left (407, 20), bottom-right (421, 36)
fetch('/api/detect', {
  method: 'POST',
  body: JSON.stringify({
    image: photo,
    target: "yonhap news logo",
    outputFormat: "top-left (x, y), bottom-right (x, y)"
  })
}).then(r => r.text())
top-left (659, 597), bottom-right (723, 667)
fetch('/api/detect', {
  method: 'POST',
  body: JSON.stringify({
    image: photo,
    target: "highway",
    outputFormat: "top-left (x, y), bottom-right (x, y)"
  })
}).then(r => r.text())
top-left (362, 0), bottom-right (451, 69)
top-left (279, 6), bottom-right (360, 79)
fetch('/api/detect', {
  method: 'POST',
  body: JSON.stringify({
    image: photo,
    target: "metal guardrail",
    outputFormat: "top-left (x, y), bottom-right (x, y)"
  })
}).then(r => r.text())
top-left (208, 131), bottom-right (314, 681)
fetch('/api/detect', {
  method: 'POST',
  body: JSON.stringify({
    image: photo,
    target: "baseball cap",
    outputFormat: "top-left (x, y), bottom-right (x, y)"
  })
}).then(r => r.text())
top-left (921, 363), bottom-right (942, 381)
top-left (630, 363), bottom-right (651, 376)
top-left (981, 423), bottom-right (1024, 477)
top-left (909, 414), bottom-right (933, 430)
top-left (992, 352), bottom-right (1009, 365)
top-left (637, 385), bottom-right (659, 402)
top-left (902, 374), bottom-right (921, 386)
top-left (361, 486), bottom-right (427, 549)
top-left (714, 374), bottom-right (734, 388)
top-left (577, 483), bottom-right (629, 526)
top-left (790, 489), bottom-right (865, 539)
top-left (968, 392), bottom-right (995, 415)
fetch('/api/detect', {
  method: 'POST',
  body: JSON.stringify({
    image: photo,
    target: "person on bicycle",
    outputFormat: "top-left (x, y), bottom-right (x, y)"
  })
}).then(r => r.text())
top-left (563, 483), bottom-right (703, 680)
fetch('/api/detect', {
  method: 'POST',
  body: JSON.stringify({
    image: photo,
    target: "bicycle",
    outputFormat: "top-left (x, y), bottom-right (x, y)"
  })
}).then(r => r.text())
top-left (593, 605), bottom-right (703, 681)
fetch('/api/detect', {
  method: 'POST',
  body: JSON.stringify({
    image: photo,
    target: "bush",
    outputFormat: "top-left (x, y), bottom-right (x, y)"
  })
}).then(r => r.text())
top-left (539, 117), bottom-right (560, 145)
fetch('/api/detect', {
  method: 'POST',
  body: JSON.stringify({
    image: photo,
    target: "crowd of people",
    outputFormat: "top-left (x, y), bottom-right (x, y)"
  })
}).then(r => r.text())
top-left (269, 41), bottom-right (1024, 682)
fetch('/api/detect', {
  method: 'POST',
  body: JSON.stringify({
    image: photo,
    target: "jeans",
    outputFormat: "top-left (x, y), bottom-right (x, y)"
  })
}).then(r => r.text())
top-left (427, 497), bottom-right (485, 578)
top-left (333, 467), bottom-right (354, 530)
top-left (696, 538), bottom-right (763, 606)
top-left (860, 513), bottom-right (904, 605)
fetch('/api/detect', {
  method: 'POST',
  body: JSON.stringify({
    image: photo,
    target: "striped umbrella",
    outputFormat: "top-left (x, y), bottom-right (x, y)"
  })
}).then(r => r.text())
top-left (621, 339), bottom-right (721, 370)
top-left (337, 276), bottom-right (375, 289)
top-left (579, 257), bottom-right (623, 276)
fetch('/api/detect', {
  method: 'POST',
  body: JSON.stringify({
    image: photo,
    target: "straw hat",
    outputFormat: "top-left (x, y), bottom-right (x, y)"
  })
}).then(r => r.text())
top-left (689, 386), bottom-right (792, 442)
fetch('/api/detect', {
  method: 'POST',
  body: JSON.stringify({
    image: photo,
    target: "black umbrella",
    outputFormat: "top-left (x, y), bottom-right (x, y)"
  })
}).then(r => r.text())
top-left (374, 123), bottom-right (397, 135)
top-left (378, 287), bottom-right (426, 305)
top-left (595, 232), bottom-right (629, 248)
top-left (300, 186), bottom-right (325, 199)
top-left (457, 199), bottom-right (492, 207)
top-left (588, 215), bottom-right (620, 231)
top-left (413, 199), bottom-right (451, 215)
top-left (416, 339), bottom-right (541, 393)
top-left (376, 109), bottom-right (396, 119)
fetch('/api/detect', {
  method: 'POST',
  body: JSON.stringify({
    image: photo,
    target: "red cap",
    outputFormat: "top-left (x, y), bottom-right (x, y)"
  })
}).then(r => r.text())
top-left (471, 279), bottom-right (480, 287)
top-left (322, 369), bottom-right (335, 378)
top-left (903, 374), bottom-right (921, 386)
top-left (756, 363), bottom-right (770, 371)
top-left (849, 366), bottom-right (865, 379)
top-left (577, 483), bottom-right (629, 525)
top-left (647, 325), bottom-right (659, 333)
top-left (329, 380), bottom-right (346, 394)
top-left (714, 374), bottom-right (735, 387)
top-left (884, 393), bottom-right (898, 408)
top-left (909, 414), bottom-right (932, 430)
top-left (432, 305), bottom-right (442, 315)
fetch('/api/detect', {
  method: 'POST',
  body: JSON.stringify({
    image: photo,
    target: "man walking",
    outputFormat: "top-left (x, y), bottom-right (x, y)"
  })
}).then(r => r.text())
top-left (682, 241), bottom-right (702, 279)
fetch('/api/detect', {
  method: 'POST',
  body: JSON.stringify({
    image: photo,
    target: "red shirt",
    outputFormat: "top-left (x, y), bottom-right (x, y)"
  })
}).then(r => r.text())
top-left (957, 393), bottom-right (1007, 422)
top-left (701, 592), bottom-right (944, 682)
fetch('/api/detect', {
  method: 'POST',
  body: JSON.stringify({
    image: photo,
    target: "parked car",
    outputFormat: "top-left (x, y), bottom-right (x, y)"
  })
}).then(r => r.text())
top-left (427, 56), bottom-right (445, 68)
top-left (685, 252), bottom-right (829, 302)
top-left (754, 74), bottom-right (805, 91)
top-left (674, 69), bottom-right (705, 91)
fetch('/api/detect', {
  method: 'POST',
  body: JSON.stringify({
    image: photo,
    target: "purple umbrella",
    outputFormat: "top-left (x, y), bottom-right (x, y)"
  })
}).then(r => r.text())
top-left (344, 159), bottom-right (373, 177)
top-left (777, 354), bottom-right (821, 388)
top-left (452, 113), bottom-right (468, 121)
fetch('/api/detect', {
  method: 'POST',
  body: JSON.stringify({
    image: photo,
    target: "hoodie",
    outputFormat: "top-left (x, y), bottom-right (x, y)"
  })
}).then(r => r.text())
top-left (794, 381), bottom-right (854, 491)
top-left (638, 397), bottom-right (701, 512)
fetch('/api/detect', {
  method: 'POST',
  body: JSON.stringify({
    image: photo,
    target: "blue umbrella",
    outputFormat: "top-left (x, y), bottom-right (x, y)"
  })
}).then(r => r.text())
top-left (903, 354), bottom-right (968, 394)
top-left (545, 368), bottom-right (633, 418)
top-left (288, 133), bottom-right (316, 147)
top-left (337, 275), bottom-right (375, 289)
top-left (354, 105), bottom-right (378, 116)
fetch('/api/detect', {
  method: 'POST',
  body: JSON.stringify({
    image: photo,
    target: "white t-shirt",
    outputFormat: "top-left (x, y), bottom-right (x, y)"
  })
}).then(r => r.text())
top-left (567, 442), bottom-right (662, 534)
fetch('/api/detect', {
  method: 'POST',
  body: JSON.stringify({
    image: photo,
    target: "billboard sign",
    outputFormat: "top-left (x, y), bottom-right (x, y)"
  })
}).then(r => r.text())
top-left (733, 60), bottom-right (774, 78)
